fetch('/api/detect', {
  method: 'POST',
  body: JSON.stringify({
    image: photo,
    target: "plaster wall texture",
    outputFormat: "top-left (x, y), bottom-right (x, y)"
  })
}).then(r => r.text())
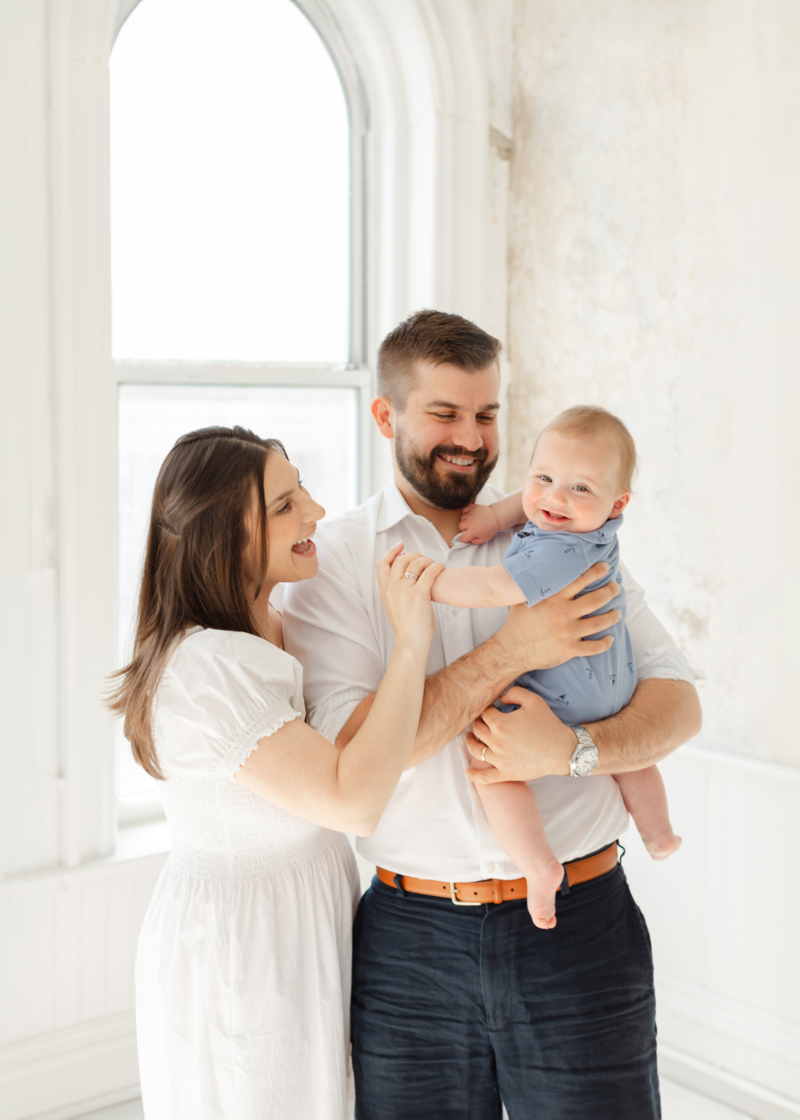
top-left (471, 0), bottom-right (514, 484)
top-left (506, 0), bottom-right (800, 766)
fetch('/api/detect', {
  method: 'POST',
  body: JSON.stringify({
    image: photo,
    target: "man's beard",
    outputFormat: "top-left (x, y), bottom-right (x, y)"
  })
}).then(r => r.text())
top-left (394, 428), bottom-right (499, 511)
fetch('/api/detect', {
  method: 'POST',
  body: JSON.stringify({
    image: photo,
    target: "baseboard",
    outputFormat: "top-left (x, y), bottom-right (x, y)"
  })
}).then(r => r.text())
top-left (19, 1086), bottom-right (141, 1120)
top-left (660, 1046), bottom-right (800, 1120)
top-left (0, 1012), bottom-right (140, 1120)
top-left (656, 975), bottom-right (800, 1070)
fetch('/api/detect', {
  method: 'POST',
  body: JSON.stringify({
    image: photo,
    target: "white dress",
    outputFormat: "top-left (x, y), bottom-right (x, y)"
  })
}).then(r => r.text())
top-left (135, 627), bottom-right (360, 1120)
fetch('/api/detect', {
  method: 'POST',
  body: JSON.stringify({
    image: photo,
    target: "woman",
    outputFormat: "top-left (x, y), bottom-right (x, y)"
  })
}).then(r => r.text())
top-left (110, 426), bottom-right (442, 1120)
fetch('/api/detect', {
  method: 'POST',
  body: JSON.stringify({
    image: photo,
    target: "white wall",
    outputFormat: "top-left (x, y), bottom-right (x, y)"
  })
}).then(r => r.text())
top-left (505, 2), bottom-right (800, 1114)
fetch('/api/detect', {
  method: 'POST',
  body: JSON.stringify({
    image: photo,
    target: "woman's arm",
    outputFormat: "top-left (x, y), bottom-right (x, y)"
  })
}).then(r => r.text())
top-left (236, 546), bottom-right (443, 834)
top-left (430, 563), bottom-right (526, 608)
top-left (236, 649), bottom-right (425, 835)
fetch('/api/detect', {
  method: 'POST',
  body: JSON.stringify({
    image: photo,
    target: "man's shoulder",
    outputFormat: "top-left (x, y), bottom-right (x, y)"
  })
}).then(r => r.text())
top-left (310, 492), bottom-right (388, 584)
top-left (316, 491), bottom-right (382, 549)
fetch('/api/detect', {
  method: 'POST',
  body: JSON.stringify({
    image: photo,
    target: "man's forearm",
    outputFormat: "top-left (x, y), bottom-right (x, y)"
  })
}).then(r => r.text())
top-left (584, 679), bottom-right (702, 774)
top-left (338, 561), bottom-right (624, 764)
top-left (336, 633), bottom-right (521, 766)
top-left (408, 636), bottom-right (522, 766)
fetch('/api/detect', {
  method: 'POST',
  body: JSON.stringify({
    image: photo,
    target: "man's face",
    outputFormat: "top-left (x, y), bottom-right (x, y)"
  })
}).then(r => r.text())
top-left (392, 359), bottom-right (501, 510)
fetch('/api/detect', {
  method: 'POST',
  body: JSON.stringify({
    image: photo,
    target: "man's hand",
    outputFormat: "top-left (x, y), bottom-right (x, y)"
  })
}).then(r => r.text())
top-left (466, 688), bottom-right (574, 784)
top-left (465, 679), bottom-right (702, 785)
top-left (493, 561), bottom-right (621, 673)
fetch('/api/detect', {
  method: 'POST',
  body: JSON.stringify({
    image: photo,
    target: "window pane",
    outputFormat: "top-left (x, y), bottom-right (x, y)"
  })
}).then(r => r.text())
top-left (110, 0), bottom-right (350, 362)
top-left (117, 383), bottom-right (358, 798)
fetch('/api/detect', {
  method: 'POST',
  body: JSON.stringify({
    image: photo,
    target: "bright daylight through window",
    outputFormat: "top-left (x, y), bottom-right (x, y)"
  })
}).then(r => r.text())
top-left (111, 0), bottom-right (355, 806)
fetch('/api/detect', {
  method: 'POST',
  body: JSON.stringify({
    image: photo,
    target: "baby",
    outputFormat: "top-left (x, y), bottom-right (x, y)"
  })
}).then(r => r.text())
top-left (430, 405), bottom-right (681, 929)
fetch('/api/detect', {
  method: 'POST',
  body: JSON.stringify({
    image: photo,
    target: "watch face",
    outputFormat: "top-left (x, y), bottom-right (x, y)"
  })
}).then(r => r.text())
top-left (574, 746), bottom-right (599, 776)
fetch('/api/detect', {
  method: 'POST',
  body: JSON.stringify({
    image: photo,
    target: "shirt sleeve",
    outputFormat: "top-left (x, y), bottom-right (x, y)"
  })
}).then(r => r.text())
top-left (282, 538), bottom-right (387, 746)
top-left (501, 536), bottom-right (600, 606)
top-left (620, 561), bottom-right (699, 684)
top-left (155, 630), bottom-right (304, 780)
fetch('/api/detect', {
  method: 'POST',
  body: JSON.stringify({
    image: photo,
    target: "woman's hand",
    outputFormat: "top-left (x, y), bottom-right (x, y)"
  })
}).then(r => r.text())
top-left (377, 544), bottom-right (445, 656)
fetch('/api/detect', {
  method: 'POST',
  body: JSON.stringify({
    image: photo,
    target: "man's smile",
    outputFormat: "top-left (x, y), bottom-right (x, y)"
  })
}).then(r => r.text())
top-left (437, 452), bottom-right (479, 472)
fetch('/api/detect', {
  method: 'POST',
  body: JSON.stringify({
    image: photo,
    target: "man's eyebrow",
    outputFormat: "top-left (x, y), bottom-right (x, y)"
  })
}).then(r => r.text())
top-left (426, 400), bottom-right (500, 411)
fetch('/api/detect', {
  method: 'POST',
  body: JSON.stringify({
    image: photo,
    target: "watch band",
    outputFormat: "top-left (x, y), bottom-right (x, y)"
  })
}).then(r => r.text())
top-left (569, 725), bottom-right (599, 777)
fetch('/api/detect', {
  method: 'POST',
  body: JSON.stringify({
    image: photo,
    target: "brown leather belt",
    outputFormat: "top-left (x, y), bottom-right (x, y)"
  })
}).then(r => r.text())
top-left (377, 842), bottom-right (618, 906)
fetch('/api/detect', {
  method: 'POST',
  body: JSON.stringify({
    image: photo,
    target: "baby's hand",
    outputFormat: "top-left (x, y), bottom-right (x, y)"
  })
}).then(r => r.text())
top-left (459, 504), bottom-right (501, 545)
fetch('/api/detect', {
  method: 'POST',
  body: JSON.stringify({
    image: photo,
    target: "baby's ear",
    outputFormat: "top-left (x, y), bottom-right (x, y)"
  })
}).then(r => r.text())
top-left (609, 492), bottom-right (631, 519)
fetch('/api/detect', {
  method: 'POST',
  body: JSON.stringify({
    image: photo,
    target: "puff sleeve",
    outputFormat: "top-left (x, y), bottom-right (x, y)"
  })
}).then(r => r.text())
top-left (153, 628), bottom-right (305, 781)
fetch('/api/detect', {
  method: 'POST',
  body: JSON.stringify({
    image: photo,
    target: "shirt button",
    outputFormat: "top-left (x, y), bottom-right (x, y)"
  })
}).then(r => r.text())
top-left (449, 607), bottom-right (459, 617)
top-left (487, 861), bottom-right (496, 873)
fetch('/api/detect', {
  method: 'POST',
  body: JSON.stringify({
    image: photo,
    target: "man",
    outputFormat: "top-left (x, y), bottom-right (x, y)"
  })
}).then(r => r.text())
top-left (283, 310), bottom-right (701, 1120)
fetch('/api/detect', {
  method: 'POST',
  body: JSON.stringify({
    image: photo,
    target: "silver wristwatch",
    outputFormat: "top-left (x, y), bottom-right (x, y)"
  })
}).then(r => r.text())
top-left (569, 726), bottom-right (599, 777)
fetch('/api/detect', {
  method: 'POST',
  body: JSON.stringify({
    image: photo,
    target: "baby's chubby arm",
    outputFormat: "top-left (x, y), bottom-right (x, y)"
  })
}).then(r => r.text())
top-left (431, 562), bottom-right (527, 609)
top-left (459, 489), bottom-right (526, 544)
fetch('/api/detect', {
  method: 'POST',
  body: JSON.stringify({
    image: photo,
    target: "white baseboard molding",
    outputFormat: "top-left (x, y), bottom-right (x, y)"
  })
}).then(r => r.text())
top-left (656, 976), bottom-right (800, 1070)
top-left (0, 1012), bottom-right (140, 1120)
top-left (21, 1086), bottom-right (141, 1120)
top-left (660, 1045), bottom-right (800, 1120)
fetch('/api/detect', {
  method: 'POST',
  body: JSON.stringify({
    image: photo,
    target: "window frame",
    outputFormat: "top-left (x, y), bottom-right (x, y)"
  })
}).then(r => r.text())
top-left (110, 0), bottom-right (373, 821)
top-left (46, 0), bottom-right (489, 864)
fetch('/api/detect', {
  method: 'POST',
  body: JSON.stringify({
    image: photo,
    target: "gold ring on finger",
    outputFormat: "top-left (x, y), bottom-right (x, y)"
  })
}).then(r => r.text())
top-left (481, 746), bottom-right (488, 762)
top-left (404, 572), bottom-right (418, 580)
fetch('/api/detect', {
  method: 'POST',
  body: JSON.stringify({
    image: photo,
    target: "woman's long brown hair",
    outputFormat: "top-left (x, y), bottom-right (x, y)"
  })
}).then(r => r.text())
top-left (108, 426), bottom-right (287, 778)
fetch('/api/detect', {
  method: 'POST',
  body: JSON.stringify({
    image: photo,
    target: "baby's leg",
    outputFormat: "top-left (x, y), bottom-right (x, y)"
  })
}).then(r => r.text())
top-left (614, 765), bottom-right (681, 860)
top-left (472, 759), bottom-right (563, 929)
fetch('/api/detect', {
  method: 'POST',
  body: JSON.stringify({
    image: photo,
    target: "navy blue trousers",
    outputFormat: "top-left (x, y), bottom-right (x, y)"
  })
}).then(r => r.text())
top-left (351, 861), bottom-right (660, 1119)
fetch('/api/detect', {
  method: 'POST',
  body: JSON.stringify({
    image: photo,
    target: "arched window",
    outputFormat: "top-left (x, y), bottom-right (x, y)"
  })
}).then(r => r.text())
top-left (111, 0), bottom-right (362, 807)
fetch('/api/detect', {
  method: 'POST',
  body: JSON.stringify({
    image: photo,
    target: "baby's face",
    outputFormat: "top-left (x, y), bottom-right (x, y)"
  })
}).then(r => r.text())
top-left (522, 429), bottom-right (630, 533)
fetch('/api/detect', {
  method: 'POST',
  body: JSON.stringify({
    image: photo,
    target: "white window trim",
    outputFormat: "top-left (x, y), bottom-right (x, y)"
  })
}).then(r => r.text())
top-left (46, 0), bottom-right (489, 865)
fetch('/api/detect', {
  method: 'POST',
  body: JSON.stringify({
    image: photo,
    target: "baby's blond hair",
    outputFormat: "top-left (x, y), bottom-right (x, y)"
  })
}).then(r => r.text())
top-left (538, 405), bottom-right (637, 493)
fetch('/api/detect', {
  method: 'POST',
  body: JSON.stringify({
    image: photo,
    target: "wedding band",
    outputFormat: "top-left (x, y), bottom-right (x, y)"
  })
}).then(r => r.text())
top-left (404, 572), bottom-right (418, 580)
top-left (481, 746), bottom-right (488, 762)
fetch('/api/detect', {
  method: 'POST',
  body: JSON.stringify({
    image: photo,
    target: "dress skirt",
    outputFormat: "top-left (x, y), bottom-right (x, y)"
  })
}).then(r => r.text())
top-left (136, 830), bottom-right (359, 1120)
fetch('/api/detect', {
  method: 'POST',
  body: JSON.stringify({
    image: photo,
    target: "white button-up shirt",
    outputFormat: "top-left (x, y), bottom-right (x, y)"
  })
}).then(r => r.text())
top-left (282, 479), bottom-right (694, 880)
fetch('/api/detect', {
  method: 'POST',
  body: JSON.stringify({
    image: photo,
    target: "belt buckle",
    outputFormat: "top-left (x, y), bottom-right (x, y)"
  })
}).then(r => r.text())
top-left (449, 882), bottom-right (481, 906)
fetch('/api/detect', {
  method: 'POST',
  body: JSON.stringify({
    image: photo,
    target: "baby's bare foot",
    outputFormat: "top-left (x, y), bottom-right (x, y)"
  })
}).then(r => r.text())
top-left (642, 829), bottom-right (682, 861)
top-left (524, 857), bottom-right (564, 930)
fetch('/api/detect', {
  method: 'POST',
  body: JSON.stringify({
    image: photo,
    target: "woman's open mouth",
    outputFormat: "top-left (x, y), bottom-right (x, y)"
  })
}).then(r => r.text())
top-left (291, 536), bottom-right (316, 556)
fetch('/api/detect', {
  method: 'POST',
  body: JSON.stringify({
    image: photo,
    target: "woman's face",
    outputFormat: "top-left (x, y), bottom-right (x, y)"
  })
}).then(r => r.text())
top-left (251, 451), bottom-right (326, 589)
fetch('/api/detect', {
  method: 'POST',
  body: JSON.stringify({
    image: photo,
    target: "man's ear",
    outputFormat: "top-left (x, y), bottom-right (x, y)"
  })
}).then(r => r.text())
top-left (609, 491), bottom-right (631, 519)
top-left (371, 395), bottom-right (396, 440)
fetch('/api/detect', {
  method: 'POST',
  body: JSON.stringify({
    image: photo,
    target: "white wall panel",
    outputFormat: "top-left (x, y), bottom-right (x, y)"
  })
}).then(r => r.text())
top-left (0, 0), bottom-right (61, 879)
top-left (624, 746), bottom-right (800, 1110)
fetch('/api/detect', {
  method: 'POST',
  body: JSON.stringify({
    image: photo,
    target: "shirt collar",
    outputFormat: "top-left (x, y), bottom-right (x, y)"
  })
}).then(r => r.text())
top-left (375, 474), bottom-right (500, 535)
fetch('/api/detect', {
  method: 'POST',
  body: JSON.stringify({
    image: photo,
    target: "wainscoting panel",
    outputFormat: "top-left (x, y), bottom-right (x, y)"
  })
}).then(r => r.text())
top-left (0, 839), bottom-right (167, 1120)
top-left (622, 744), bottom-right (800, 1116)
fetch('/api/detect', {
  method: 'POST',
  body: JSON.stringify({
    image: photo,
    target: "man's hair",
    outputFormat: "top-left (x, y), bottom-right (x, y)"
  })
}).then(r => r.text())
top-left (377, 310), bottom-right (502, 409)
top-left (541, 405), bottom-right (637, 492)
